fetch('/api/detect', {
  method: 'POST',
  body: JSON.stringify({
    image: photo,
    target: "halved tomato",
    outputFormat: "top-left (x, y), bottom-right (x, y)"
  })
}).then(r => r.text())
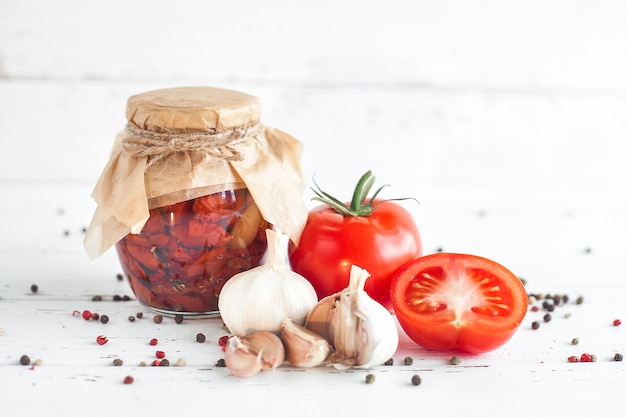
top-left (390, 253), bottom-right (528, 354)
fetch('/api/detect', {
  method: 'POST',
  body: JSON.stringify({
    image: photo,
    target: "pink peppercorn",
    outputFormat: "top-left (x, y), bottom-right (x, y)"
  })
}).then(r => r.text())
top-left (567, 355), bottom-right (579, 363)
top-left (123, 375), bottom-right (134, 384)
top-left (580, 353), bottom-right (593, 362)
top-left (96, 335), bottom-right (108, 345)
top-left (155, 350), bottom-right (165, 359)
top-left (613, 319), bottom-right (622, 326)
top-left (149, 338), bottom-right (158, 346)
top-left (82, 310), bottom-right (93, 321)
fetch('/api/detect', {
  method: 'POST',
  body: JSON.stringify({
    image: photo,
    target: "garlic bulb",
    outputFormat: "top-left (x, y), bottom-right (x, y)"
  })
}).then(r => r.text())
top-left (306, 265), bottom-right (399, 369)
top-left (218, 229), bottom-right (318, 336)
top-left (280, 318), bottom-right (330, 368)
top-left (224, 331), bottom-right (285, 378)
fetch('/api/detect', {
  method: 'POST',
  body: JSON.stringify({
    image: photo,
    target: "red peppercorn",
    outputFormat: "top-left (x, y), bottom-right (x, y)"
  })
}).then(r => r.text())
top-left (580, 353), bottom-right (593, 362)
top-left (567, 355), bottom-right (579, 363)
top-left (218, 335), bottom-right (230, 352)
top-left (155, 350), bottom-right (165, 359)
top-left (151, 359), bottom-right (161, 366)
top-left (96, 335), bottom-right (109, 345)
top-left (82, 310), bottom-right (93, 321)
top-left (123, 375), bottom-right (134, 384)
top-left (149, 338), bottom-right (158, 346)
top-left (613, 319), bottom-right (622, 326)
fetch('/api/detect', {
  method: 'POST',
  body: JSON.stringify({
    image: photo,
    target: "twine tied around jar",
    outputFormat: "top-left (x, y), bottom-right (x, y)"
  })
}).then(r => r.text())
top-left (122, 123), bottom-right (262, 167)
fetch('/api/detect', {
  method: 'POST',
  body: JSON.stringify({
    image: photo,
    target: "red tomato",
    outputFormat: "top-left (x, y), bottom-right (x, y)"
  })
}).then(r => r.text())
top-left (288, 199), bottom-right (422, 310)
top-left (390, 253), bottom-right (528, 354)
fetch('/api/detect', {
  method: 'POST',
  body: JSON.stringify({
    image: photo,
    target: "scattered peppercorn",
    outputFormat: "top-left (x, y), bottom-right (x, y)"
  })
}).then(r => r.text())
top-left (160, 359), bottom-right (170, 367)
top-left (33, 358), bottom-right (43, 366)
top-left (113, 295), bottom-right (122, 301)
top-left (591, 354), bottom-right (598, 362)
top-left (153, 314), bottom-right (163, 324)
top-left (404, 356), bottom-right (414, 366)
top-left (571, 337), bottom-right (580, 345)
top-left (218, 335), bottom-right (230, 351)
top-left (614, 353), bottom-right (623, 362)
top-left (175, 358), bottom-right (187, 367)
top-left (91, 312), bottom-right (100, 321)
top-left (580, 353), bottom-right (593, 362)
top-left (151, 360), bottom-right (161, 366)
top-left (613, 319), bottom-right (622, 326)
top-left (136, 312), bottom-right (143, 319)
top-left (576, 295), bottom-right (584, 305)
top-left (122, 295), bottom-right (131, 301)
top-left (30, 284), bottom-right (38, 293)
top-left (411, 374), bottom-right (422, 386)
top-left (155, 350), bottom-right (166, 359)
top-left (450, 356), bottom-right (462, 365)
top-left (100, 315), bottom-right (109, 324)
top-left (174, 315), bottom-right (184, 324)
top-left (531, 321), bottom-right (540, 330)
top-left (543, 313), bottom-right (552, 323)
top-left (568, 355), bottom-right (579, 363)
top-left (139, 361), bottom-right (147, 367)
top-left (82, 310), bottom-right (93, 321)
top-left (123, 375), bottom-right (134, 384)
top-left (383, 358), bottom-right (394, 366)
top-left (96, 335), bottom-right (108, 345)
top-left (215, 358), bottom-right (226, 367)
top-left (113, 358), bottom-right (123, 366)
top-left (116, 273), bottom-right (124, 281)
top-left (365, 373), bottom-right (376, 384)
top-left (149, 338), bottom-right (158, 346)
top-left (92, 295), bottom-right (103, 301)
top-left (19, 355), bottom-right (31, 365)
top-left (196, 333), bottom-right (206, 343)
top-left (128, 316), bottom-right (136, 322)
top-left (530, 305), bottom-right (539, 312)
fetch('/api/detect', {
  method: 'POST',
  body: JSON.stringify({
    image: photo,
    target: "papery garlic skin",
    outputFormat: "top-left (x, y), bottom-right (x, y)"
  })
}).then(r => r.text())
top-left (306, 265), bottom-right (399, 369)
top-left (281, 318), bottom-right (330, 368)
top-left (218, 229), bottom-right (318, 336)
top-left (224, 331), bottom-right (285, 378)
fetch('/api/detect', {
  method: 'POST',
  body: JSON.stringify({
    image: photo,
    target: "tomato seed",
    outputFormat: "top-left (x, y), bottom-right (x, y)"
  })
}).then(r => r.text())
top-left (96, 335), bottom-right (108, 345)
top-left (365, 373), bottom-right (376, 384)
top-left (19, 355), bottom-right (31, 365)
top-left (149, 338), bottom-right (158, 346)
top-left (411, 375), bottom-right (422, 386)
top-left (123, 375), bottom-right (134, 384)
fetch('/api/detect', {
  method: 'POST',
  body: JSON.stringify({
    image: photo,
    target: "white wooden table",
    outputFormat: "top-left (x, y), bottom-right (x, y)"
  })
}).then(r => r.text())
top-left (2, 182), bottom-right (625, 416)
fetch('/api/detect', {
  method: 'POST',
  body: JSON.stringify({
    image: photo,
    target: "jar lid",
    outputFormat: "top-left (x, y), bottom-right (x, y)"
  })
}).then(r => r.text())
top-left (126, 86), bottom-right (261, 133)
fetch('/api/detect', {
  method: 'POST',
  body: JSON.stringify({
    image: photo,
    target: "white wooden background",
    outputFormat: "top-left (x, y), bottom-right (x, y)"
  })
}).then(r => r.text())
top-left (1, 0), bottom-right (625, 198)
top-left (2, 2), bottom-right (626, 416)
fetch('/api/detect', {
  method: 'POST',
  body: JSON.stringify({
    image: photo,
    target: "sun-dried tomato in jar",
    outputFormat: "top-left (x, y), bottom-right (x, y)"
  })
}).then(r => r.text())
top-left (84, 87), bottom-right (308, 317)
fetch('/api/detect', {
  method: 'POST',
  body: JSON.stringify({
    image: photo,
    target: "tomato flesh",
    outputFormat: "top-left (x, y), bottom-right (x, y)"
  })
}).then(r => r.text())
top-left (391, 253), bottom-right (528, 354)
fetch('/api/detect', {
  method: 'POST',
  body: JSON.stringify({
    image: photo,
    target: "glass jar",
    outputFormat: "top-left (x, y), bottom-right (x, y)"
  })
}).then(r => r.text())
top-left (84, 86), bottom-right (308, 318)
top-left (116, 188), bottom-right (271, 316)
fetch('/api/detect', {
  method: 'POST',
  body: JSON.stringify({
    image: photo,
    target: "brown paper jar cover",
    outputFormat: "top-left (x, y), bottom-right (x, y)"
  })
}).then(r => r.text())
top-left (84, 86), bottom-right (308, 259)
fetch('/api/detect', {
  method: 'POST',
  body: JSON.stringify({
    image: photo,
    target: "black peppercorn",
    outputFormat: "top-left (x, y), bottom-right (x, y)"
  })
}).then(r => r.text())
top-left (19, 355), bottom-right (31, 365)
top-left (411, 374), bottom-right (422, 386)
top-left (196, 333), bottom-right (206, 343)
top-left (174, 315), bottom-right (184, 324)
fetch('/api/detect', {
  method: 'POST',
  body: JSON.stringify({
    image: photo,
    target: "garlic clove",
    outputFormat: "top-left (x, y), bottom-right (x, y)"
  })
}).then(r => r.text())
top-left (224, 336), bottom-right (264, 378)
top-left (281, 318), bottom-right (330, 368)
top-left (224, 331), bottom-right (285, 378)
top-left (305, 265), bottom-right (399, 369)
